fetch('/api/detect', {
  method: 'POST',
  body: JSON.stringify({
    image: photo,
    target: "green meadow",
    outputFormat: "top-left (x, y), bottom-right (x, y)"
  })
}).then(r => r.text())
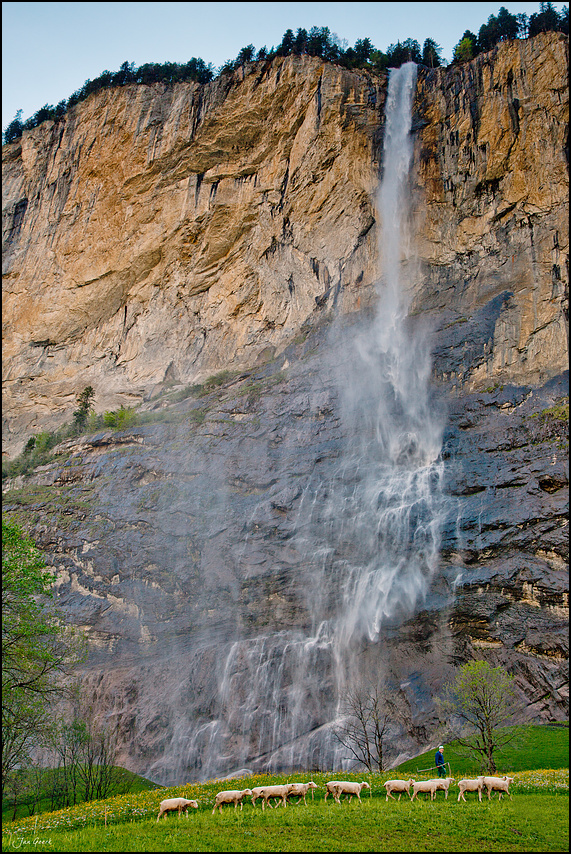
top-left (2, 724), bottom-right (568, 852)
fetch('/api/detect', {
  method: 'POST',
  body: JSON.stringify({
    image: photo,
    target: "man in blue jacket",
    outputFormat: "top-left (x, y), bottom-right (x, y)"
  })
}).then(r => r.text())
top-left (435, 745), bottom-right (446, 777)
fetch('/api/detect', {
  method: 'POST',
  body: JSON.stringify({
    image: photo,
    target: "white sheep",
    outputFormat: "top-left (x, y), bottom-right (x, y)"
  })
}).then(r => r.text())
top-left (212, 788), bottom-right (253, 814)
top-left (384, 779), bottom-right (415, 801)
top-left (325, 780), bottom-right (371, 804)
top-left (482, 775), bottom-right (514, 801)
top-left (286, 781), bottom-right (319, 805)
top-left (156, 797), bottom-right (198, 820)
top-left (457, 777), bottom-right (486, 802)
top-left (433, 776), bottom-right (455, 799)
top-left (411, 779), bottom-right (439, 801)
top-left (259, 784), bottom-right (292, 810)
top-left (250, 786), bottom-right (267, 807)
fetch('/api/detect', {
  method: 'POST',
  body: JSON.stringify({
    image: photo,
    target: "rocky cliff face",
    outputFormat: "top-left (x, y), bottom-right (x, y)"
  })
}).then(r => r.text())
top-left (413, 33), bottom-right (568, 390)
top-left (2, 35), bottom-right (568, 457)
top-left (2, 54), bottom-right (385, 457)
top-left (2, 34), bottom-right (568, 784)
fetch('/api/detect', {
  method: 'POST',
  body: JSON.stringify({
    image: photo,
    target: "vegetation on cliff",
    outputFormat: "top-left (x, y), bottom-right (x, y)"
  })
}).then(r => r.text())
top-left (453, 1), bottom-right (568, 60)
top-left (1, 375), bottom-right (238, 478)
top-left (3, 3), bottom-right (568, 144)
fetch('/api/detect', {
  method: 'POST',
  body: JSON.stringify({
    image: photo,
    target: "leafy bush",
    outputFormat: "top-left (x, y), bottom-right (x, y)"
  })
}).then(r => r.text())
top-left (102, 406), bottom-right (137, 429)
top-left (191, 370), bottom-right (235, 397)
top-left (2, 429), bottom-right (68, 480)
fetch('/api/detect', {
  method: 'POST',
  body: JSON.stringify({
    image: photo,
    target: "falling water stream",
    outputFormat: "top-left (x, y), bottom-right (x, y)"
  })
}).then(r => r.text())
top-left (166, 62), bottom-right (448, 780)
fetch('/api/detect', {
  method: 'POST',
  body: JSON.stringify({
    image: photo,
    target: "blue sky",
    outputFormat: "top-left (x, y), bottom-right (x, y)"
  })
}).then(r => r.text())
top-left (2, 1), bottom-right (568, 131)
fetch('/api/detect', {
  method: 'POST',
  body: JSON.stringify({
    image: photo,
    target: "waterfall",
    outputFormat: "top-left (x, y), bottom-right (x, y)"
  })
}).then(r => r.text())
top-left (292, 61), bottom-right (446, 742)
top-left (167, 62), bottom-right (447, 781)
top-left (316, 61), bottom-right (444, 638)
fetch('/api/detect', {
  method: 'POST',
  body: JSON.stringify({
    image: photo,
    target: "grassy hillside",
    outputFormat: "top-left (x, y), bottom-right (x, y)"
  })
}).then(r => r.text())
top-left (2, 724), bottom-right (568, 852)
top-left (2, 791), bottom-right (568, 852)
top-left (1, 766), bottom-right (157, 823)
top-left (2, 772), bottom-right (568, 853)
top-left (395, 723), bottom-right (569, 777)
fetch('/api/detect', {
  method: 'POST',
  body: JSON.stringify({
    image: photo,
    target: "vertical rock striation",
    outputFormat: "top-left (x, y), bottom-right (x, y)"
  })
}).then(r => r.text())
top-left (412, 33), bottom-right (568, 392)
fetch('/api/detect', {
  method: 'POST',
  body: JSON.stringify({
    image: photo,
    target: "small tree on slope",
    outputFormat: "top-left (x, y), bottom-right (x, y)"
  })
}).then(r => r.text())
top-left (437, 660), bottom-right (519, 773)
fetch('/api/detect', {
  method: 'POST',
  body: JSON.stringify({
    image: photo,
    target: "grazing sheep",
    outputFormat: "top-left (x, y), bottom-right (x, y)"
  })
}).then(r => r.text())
top-left (384, 779), bottom-right (415, 801)
top-left (411, 779), bottom-right (439, 801)
top-left (156, 797), bottom-right (198, 820)
top-left (482, 775), bottom-right (514, 801)
top-left (286, 781), bottom-right (319, 805)
top-left (212, 788), bottom-right (253, 814)
top-left (250, 786), bottom-right (267, 807)
top-left (259, 784), bottom-right (292, 810)
top-left (325, 780), bottom-right (371, 804)
top-left (457, 777), bottom-right (486, 802)
top-left (433, 776), bottom-right (455, 799)
top-left (324, 780), bottom-right (342, 801)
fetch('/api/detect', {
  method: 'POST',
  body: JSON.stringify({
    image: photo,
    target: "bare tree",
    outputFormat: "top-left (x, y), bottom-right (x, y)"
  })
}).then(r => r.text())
top-left (333, 683), bottom-right (396, 772)
top-left (61, 686), bottom-right (128, 803)
top-left (76, 713), bottom-right (121, 802)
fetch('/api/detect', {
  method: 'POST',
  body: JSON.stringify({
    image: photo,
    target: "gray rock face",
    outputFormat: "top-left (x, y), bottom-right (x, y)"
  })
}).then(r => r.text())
top-left (4, 323), bottom-right (567, 782)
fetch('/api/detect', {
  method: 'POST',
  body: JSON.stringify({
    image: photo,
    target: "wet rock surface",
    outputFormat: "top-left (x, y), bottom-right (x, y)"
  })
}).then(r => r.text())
top-left (3, 318), bottom-right (567, 781)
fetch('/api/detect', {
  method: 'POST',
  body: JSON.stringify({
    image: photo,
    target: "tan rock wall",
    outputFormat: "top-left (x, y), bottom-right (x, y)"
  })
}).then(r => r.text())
top-left (412, 33), bottom-right (568, 389)
top-left (2, 34), bottom-right (568, 457)
top-left (2, 56), bottom-right (384, 455)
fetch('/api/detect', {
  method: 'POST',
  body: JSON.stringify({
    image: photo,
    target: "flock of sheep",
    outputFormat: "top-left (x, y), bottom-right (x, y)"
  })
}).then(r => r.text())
top-left (384, 774), bottom-right (514, 802)
top-left (156, 774), bottom-right (514, 820)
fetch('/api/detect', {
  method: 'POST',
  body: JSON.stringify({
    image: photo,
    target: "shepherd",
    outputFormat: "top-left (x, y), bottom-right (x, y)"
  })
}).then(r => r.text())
top-left (435, 745), bottom-right (446, 778)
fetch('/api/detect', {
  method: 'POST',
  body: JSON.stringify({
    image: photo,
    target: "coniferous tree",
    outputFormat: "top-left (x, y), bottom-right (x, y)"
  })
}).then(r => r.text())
top-left (496, 6), bottom-right (519, 40)
top-left (72, 386), bottom-right (95, 432)
top-left (516, 12), bottom-right (530, 37)
top-left (453, 30), bottom-right (478, 62)
top-left (385, 38), bottom-right (421, 67)
top-left (307, 26), bottom-right (338, 60)
top-left (113, 60), bottom-right (136, 86)
top-left (277, 28), bottom-right (295, 56)
top-left (478, 16), bottom-right (498, 51)
top-left (529, 1), bottom-right (565, 36)
top-left (354, 37), bottom-right (374, 65)
top-left (7, 6), bottom-right (568, 147)
top-left (422, 37), bottom-right (443, 67)
top-left (293, 27), bottom-right (308, 54)
top-left (3, 110), bottom-right (24, 144)
top-left (236, 44), bottom-right (255, 65)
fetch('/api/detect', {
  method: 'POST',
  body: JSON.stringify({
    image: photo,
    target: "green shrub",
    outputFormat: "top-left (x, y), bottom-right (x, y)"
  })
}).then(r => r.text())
top-left (530, 400), bottom-right (569, 422)
top-left (35, 432), bottom-right (58, 453)
top-left (103, 407), bottom-right (137, 429)
top-left (192, 370), bottom-right (235, 397)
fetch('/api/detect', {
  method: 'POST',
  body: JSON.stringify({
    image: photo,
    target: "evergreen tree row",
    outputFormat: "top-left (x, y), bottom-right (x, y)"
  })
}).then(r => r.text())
top-left (3, 3), bottom-right (568, 145)
top-left (453, 1), bottom-right (567, 62)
